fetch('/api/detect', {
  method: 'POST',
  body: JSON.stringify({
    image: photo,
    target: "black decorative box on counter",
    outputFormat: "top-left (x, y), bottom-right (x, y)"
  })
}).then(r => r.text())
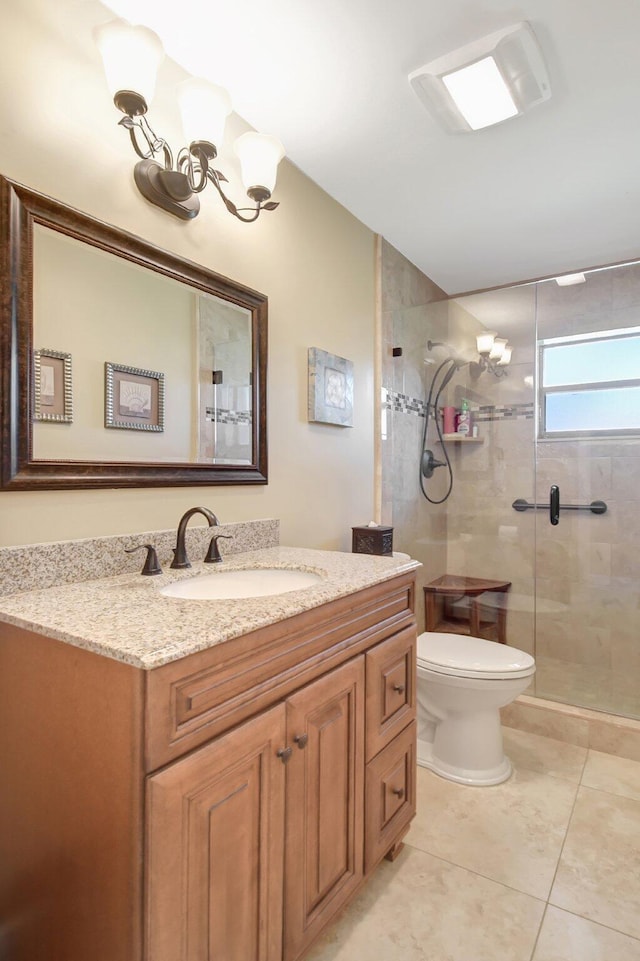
top-left (351, 524), bottom-right (393, 556)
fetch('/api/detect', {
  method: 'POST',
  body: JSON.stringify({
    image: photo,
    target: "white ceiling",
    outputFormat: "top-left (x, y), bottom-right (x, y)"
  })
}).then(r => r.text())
top-left (101, 1), bottom-right (640, 293)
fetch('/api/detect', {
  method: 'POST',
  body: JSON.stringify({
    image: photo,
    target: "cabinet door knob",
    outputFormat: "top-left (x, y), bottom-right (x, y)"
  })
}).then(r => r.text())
top-left (293, 733), bottom-right (308, 749)
top-left (391, 787), bottom-right (404, 799)
top-left (392, 683), bottom-right (405, 694)
top-left (277, 747), bottom-right (293, 764)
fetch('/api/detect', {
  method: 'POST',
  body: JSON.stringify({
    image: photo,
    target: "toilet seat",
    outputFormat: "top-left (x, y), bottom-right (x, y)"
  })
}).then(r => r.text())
top-left (417, 631), bottom-right (535, 681)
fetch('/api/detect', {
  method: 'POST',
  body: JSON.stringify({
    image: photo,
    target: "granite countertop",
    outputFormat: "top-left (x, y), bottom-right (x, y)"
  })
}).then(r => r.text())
top-left (0, 547), bottom-right (419, 669)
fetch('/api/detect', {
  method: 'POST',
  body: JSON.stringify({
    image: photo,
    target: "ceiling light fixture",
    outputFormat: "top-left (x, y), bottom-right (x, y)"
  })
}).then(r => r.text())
top-left (409, 22), bottom-right (551, 133)
top-left (95, 19), bottom-right (285, 222)
top-left (473, 330), bottom-right (513, 377)
top-left (555, 273), bottom-right (586, 286)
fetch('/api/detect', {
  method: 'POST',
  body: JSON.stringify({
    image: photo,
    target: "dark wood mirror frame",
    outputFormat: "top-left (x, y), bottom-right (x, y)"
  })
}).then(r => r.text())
top-left (0, 176), bottom-right (268, 490)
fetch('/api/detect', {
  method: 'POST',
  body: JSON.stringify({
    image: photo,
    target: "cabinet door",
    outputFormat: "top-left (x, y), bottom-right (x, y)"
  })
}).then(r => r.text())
top-left (146, 703), bottom-right (286, 961)
top-left (283, 657), bottom-right (365, 961)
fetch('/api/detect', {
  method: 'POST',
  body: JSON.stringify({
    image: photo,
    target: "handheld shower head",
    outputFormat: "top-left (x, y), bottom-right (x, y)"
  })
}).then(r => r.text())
top-left (427, 340), bottom-right (468, 370)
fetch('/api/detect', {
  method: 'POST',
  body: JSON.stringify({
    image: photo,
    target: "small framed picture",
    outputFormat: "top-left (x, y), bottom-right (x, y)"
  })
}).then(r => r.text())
top-left (308, 347), bottom-right (354, 427)
top-left (34, 348), bottom-right (73, 423)
top-left (105, 362), bottom-right (165, 432)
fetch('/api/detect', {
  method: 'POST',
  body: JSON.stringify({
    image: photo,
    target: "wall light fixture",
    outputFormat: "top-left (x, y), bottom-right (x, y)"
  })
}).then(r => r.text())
top-left (95, 19), bottom-right (285, 222)
top-left (473, 330), bottom-right (512, 377)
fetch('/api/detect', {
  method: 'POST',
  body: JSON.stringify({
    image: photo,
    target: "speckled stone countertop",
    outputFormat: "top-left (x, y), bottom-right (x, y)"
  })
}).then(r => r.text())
top-left (0, 547), bottom-right (419, 669)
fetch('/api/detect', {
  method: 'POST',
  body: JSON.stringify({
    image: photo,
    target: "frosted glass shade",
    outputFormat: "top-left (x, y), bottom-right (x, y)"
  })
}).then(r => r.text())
top-left (489, 337), bottom-right (508, 361)
top-left (476, 331), bottom-right (497, 356)
top-left (178, 78), bottom-right (232, 149)
top-left (95, 19), bottom-right (164, 107)
top-left (234, 132), bottom-right (285, 196)
top-left (497, 345), bottom-right (513, 366)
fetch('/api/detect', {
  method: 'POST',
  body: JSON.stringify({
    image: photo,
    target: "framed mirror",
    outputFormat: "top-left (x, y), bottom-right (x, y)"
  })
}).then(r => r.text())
top-left (0, 176), bottom-right (267, 489)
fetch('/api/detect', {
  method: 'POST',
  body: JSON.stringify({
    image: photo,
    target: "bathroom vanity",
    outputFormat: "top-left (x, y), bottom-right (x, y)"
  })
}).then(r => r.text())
top-left (0, 547), bottom-right (418, 961)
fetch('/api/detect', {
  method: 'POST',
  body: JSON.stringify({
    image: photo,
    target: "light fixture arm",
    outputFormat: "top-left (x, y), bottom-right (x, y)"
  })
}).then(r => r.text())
top-left (113, 100), bottom-right (282, 222)
top-left (119, 113), bottom-right (173, 167)
top-left (204, 167), bottom-right (278, 223)
top-left (470, 355), bottom-right (508, 378)
top-left (177, 144), bottom-right (212, 194)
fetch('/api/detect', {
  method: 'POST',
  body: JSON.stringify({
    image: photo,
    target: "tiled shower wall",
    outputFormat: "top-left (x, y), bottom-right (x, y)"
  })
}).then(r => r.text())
top-left (380, 239), bottom-right (640, 719)
top-left (379, 239), bottom-right (447, 628)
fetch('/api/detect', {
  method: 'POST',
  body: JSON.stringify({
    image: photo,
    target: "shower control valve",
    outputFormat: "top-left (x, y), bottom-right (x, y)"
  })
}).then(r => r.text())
top-left (421, 449), bottom-right (446, 479)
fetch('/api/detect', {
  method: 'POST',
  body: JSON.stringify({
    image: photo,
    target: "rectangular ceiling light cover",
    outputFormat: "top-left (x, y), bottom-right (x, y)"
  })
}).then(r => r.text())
top-left (409, 22), bottom-right (551, 133)
top-left (442, 56), bottom-right (518, 130)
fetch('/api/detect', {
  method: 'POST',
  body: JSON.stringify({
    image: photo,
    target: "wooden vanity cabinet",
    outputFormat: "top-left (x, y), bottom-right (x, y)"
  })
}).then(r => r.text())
top-left (147, 658), bottom-right (364, 961)
top-left (0, 572), bottom-right (416, 961)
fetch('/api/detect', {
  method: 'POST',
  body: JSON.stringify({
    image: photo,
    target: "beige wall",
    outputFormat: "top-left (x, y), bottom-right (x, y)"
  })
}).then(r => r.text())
top-left (0, 0), bottom-right (376, 550)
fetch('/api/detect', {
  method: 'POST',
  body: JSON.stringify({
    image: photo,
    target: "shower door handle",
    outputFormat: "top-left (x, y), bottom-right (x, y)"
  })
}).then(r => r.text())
top-left (550, 485), bottom-right (560, 526)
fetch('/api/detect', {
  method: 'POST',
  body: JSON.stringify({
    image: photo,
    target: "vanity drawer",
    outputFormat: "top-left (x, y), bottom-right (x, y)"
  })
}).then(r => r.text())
top-left (365, 626), bottom-right (416, 762)
top-left (145, 574), bottom-right (416, 770)
top-left (364, 721), bottom-right (416, 873)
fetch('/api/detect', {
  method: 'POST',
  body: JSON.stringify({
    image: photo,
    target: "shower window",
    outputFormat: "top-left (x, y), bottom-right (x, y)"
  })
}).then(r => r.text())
top-left (539, 326), bottom-right (640, 437)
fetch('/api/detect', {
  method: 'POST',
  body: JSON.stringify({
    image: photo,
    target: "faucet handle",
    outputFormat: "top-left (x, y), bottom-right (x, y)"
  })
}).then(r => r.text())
top-left (125, 543), bottom-right (163, 576)
top-left (204, 534), bottom-right (233, 564)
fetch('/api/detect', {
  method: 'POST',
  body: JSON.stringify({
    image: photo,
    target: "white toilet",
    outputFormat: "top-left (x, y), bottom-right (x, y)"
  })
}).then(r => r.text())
top-left (416, 631), bottom-right (535, 786)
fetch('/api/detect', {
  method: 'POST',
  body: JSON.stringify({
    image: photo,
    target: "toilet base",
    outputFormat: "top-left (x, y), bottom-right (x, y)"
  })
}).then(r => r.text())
top-left (417, 737), bottom-right (513, 786)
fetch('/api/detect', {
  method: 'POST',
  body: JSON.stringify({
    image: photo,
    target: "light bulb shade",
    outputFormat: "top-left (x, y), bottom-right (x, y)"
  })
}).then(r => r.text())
top-left (489, 337), bottom-right (508, 360)
top-left (476, 331), bottom-right (497, 356)
top-left (95, 19), bottom-right (164, 109)
top-left (497, 345), bottom-right (513, 366)
top-left (178, 78), bottom-right (232, 150)
top-left (234, 132), bottom-right (285, 197)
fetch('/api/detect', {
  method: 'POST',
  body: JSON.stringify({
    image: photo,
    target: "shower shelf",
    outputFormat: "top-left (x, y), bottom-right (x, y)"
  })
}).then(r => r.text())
top-left (438, 435), bottom-right (484, 443)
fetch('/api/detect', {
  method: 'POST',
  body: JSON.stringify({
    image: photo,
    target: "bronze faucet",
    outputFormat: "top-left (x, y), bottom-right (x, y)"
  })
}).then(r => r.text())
top-left (171, 507), bottom-right (219, 569)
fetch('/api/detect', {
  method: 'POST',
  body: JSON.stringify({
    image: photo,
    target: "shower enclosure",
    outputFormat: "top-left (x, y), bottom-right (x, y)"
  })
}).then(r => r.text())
top-left (381, 248), bottom-right (640, 721)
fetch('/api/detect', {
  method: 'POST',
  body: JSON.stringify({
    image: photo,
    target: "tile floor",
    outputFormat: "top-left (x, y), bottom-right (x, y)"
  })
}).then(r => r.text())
top-left (306, 727), bottom-right (640, 961)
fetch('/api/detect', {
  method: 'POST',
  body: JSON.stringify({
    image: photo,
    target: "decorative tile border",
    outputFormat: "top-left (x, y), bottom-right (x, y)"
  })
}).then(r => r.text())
top-left (383, 389), bottom-right (534, 422)
top-left (383, 389), bottom-right (428, 417)
top-left (474, 403), bottom-right (535, 422)
top-left (205, 408), bottom-right (252, 424)
top-left (0, 518), bottom-right (280, 598)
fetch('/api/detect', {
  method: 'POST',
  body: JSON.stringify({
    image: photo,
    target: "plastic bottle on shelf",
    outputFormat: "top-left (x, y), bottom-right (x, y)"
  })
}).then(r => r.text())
top-left (455, 398), bottom-right (472, 436)
top-left (442, 406), bottom-right (456, 434)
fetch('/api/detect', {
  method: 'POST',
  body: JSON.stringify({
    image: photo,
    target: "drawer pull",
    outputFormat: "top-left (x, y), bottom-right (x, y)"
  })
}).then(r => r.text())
top-left (391, 787), bottom-right (404, 799)
top-left (277, 747), bottom-right (293, 764)
top-left (293, 733), bottom-right (308, 749)
top-left (392, 683), bottom-right (405, 694)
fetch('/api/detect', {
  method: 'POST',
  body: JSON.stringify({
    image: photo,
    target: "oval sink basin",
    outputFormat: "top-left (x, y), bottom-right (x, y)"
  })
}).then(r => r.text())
top-left (160, 568), bottom-right (323, 600)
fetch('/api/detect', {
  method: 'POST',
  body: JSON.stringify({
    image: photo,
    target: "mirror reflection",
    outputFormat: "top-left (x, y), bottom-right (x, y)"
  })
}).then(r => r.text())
top-left (33, 226), bottom-right (252, 465)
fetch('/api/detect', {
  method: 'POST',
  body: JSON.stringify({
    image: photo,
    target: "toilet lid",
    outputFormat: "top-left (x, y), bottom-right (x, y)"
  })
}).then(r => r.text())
top-left (417, 632), bottom-right (535, 679)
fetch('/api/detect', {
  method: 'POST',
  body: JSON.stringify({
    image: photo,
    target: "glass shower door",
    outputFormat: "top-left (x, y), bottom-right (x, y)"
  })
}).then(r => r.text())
top-left (533, 263), bottom-right (640, 719)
